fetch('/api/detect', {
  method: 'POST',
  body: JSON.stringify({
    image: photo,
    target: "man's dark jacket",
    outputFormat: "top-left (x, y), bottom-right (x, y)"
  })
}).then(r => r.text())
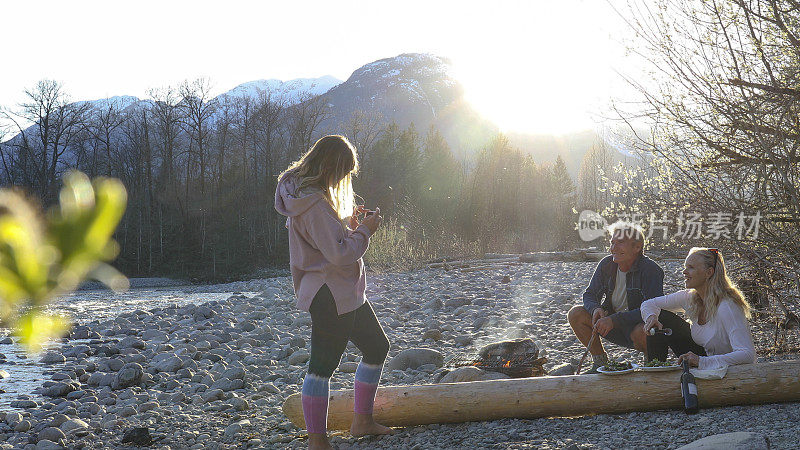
top-left (582, 253), bottom-right (665, 329)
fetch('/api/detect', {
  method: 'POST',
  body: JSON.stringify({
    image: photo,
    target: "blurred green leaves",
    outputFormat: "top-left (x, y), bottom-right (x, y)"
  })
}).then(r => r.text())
top-left (0, 171), bottom-right (128, 352)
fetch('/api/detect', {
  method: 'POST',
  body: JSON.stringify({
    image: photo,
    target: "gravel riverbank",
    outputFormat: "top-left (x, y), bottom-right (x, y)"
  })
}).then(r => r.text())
top-left (0, 261), bottom-right (798, 449)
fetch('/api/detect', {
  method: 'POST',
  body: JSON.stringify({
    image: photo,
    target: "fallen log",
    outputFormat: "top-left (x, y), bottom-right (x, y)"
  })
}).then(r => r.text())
top-left (459, 263), bottom-right (520, 273)
top-left (483, 253), bottom-right (521, 260)
top-left (282, 360), bottom-right (800, 430)
top-left (428, 257), bottom-right (518, 269)
top-left (423, 255), bottom-right (469, 265)
top-left (520, 251), bottom-right (605, 263)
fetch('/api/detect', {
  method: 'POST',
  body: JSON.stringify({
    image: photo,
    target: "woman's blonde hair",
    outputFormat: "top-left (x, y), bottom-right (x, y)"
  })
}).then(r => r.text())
top-left (278, 135), bottom-right (359, 220)
top-left (686, 247), bottom-right (751, 322)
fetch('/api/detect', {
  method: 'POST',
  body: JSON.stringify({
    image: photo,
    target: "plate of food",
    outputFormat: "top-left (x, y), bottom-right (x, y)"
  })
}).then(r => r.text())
top-left (639, 359), bottom-right (681, 372)
top-left (597, 360), bottom-right (637, 375)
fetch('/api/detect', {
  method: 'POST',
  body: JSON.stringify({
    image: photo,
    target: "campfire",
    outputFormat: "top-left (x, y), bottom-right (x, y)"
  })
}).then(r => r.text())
top-left (449, 338), bottom-right (547, 378)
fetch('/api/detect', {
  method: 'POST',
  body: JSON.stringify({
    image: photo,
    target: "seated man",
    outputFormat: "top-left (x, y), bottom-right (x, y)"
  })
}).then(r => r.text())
top-left (568, 221), bottom-right (666, 373)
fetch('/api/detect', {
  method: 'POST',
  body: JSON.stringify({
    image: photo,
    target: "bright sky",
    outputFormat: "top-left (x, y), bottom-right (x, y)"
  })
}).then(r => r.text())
top-left (1, 0), bottom-right (636, 135)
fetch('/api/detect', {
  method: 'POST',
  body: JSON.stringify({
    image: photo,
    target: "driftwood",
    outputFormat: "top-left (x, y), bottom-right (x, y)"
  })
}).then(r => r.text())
top-left (459, 263), bottom-right (521, 273)
top-left (282, 360), bottom-right (800, 430)
top-left (519, 251), bottom-right (606, 263)
top-left (427, 251), bottom-right (606, 269)
top-left (483, 253), bottom-right (521, 260)
top-left (428, 258), bottom-right (519, 270)
top-left (424, 255), bottom-right (469, 265)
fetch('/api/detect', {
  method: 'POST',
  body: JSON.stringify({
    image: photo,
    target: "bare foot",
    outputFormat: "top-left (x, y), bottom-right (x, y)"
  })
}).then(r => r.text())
top-left (350, 413), bottom-right (395, 437)
top-left (308, 432), bottom-right (333, 450)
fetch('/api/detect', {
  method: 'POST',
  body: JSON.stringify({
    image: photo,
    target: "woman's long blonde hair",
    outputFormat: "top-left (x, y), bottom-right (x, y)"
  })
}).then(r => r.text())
top-left (278, 135), bottom-right (359, 220)
top-left (687, 247), bottom-right (751, 322)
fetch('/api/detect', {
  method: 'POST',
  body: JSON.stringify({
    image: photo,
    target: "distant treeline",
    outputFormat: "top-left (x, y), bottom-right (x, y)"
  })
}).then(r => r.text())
top-left (0, 79), bottom-right (620, 280)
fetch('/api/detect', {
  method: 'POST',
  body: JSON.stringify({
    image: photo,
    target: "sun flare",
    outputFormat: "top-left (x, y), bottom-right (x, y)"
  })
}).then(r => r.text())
top-left (447, 2), bottom-right (628, 136)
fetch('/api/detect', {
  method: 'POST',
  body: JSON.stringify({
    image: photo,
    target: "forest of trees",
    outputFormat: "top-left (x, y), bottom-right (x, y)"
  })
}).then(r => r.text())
top-left (0, 79), bottom-right (592, 280)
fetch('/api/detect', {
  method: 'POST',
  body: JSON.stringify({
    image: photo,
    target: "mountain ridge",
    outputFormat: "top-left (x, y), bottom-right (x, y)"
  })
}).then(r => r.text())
top-left (2, 53), bottom-right (629, 177)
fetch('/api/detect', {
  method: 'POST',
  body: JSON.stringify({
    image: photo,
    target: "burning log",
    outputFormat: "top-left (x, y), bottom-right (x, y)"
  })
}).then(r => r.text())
top-left (451, 338), bottom-right (546, 378)
top-left (469, 356), bottom-right (548, 378)
top-left (282, 360), bottom-right (800, 430)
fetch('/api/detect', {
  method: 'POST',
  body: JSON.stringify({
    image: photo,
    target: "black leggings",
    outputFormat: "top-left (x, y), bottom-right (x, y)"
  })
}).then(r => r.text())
top-left (646, 310), bottom-right (707, 361)
top-left (307, 284), bottom-right (390, 378)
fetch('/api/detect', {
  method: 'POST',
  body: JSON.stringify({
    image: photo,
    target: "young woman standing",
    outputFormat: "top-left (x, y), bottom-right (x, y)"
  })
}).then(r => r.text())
top-left (275, 135), bottom-right (393, 449)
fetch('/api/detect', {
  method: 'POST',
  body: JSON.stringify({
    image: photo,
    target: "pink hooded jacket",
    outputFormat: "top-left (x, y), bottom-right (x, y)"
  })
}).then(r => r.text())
top-left (274, 173), bottom-right (371, 315)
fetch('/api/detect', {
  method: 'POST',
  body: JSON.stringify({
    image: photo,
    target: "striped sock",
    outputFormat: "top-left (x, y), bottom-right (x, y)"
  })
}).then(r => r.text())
top-left (353, 361), bottom-right (383, 415)
top-left (301, 373), bottom-right (330, 434)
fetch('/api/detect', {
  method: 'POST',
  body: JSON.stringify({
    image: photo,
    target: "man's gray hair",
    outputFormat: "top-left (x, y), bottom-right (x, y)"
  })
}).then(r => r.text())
top-left (607, 220), bottom-right (646, 252)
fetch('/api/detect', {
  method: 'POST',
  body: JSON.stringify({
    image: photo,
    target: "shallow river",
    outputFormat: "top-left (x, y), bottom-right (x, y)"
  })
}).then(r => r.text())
top-left (0, 284), bottom-right (258, 409)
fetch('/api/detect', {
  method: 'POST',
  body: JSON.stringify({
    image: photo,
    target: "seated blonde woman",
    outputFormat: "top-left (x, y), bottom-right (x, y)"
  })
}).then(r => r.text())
top-left (641, 247), bottom-right (755, 369)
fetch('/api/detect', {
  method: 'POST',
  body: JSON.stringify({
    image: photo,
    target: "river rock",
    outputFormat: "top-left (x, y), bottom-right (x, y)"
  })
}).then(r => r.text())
top-left (224, 422), bottom-right (242, 437)
top-left (139, 401), bottom-right (159, 413)
top-left (193, 305), bottom-right (215, 320)
top-left (59, 418), bottom-right (88, 433)
top-left (445, 297), bottom-right (471, 308)
top-left (260, 383), bottom-right (280, 394)
top-left (10, 400), bottom-right (39, 408)
top-left (548, 363), bottom-right (576, 376)
top-left (113, 363), bottom-right (144, 389)
top-left (52, 372), bottom-right (74, 381)
top-left (422, 329), bottom-right (443, 341)
top-left (454, 335), bottom-right (474, 347)
top-left (229, 397), bottom-right (249, 411)
top-left (87, 372), bottom-right (114, 387)
top-left (62, 345), bottom-right (91, 358)
top-left (49, 414), bottom-right (69, 428)
top-left (38, 427), bottom-right (66, 443)
top-left (44, 382), bottom-right (76, 398)
top-left (222, 366), bottom-right (246, 380)
top-left (40, 352), bottom-right (66, 364)
top-left (5, 412), bottom-right (23, 425)
top-left (98, 358), bottom-right (124, 372)
top-left (423, 298), bottom-right (443, 311)
top-left (151, 353), bottom-right (183, 373)
top-left (287, 350), bottom-right (310, 365)
top-left (339, 361), bottom-right (358, 373)
top-left (48, 414), bottom-right (69, 428)
top-left (202, 388), bottom-right (225, 403)
top-left (676, 432), bottom-right (769, 449)
top-left (121, 427), bottom-right (153, 446)
top-left (141, 329), bottom-right (169, 342)
top-left (96, 345), bottom-right (120, 357)
top-left (439, 366), bottom-right (510, 383)
top-left (35, 440), bottom-right (64, 450)
top-left (14, 419), bottom-right (32, 432)
top-left (386, 348), bottom-right (444, 371)
top-left (211, 377), bottom-right (244, 392)
top-left (118, 336), bottom-right (146, 350)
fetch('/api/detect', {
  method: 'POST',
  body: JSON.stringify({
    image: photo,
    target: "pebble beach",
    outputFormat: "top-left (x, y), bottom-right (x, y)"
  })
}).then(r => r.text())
top-left (1, 260), bottom-right (798, 449)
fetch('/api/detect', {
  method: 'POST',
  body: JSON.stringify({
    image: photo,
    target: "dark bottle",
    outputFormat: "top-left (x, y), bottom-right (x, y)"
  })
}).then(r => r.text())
top-left (680, 360), bottom-right (699, 414)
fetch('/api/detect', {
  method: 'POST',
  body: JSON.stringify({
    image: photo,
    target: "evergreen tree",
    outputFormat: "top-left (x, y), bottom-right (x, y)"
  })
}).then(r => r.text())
top-left (549, 155), bottom-right (578, 249)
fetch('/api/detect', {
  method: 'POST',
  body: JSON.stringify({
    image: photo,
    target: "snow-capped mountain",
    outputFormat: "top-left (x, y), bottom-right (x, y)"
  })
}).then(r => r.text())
top-left (75, 95), bottom-right (142, 110)
top-left (70, 75), bottom-right (342, 114)
top-left (319, 53), bottom-right (497, 151)
top-left (217, 76), bottom-right (341, 103)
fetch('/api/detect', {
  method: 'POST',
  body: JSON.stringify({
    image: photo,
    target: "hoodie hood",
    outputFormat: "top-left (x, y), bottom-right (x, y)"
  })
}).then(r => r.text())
top-left (275, 173), bottom-right (325, 217)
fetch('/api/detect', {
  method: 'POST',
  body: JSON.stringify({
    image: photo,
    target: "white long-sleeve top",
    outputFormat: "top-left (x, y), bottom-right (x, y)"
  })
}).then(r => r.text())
top-left (640, 290), bottom-right (756, 370)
